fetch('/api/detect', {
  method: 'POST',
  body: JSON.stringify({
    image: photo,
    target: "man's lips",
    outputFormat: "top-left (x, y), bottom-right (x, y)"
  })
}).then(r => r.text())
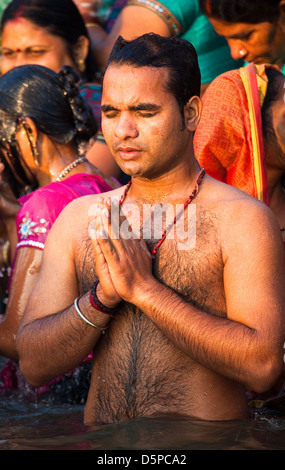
top-left (116, 146), bottom-right (142, 160)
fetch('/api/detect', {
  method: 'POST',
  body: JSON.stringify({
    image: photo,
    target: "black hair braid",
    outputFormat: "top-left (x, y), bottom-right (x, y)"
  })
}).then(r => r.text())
top-left (57, 66), bottom-right (97, 149)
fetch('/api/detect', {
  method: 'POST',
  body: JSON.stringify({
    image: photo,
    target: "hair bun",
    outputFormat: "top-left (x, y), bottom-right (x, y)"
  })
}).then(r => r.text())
top-left (58, 65), bottom-right (80, 99)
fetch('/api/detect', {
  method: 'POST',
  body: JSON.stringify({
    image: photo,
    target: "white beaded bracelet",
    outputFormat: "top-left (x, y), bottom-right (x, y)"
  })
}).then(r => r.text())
top-left (74, 297), bottom-right (109, 332)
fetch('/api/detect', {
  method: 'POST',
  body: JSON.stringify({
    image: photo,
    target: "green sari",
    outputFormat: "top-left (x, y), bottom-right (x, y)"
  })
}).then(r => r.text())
top-left (127, 0), bottom-right (242, 83)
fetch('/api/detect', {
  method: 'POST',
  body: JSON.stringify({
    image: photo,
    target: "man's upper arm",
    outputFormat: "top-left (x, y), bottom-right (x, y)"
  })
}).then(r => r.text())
top-left (20, 199), bottom-right (85, 327)
top-left (222, 199), bottom-right (285, 340)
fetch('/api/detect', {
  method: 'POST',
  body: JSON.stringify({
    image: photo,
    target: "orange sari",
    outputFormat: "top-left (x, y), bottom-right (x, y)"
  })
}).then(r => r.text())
top-left (195, 63), bottom-right (285, 408)
top-left (194, 62), bottom-right (279, 206)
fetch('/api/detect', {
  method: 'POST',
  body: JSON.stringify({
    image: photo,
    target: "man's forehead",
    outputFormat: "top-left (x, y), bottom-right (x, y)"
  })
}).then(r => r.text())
top-left (102, 64), bottom-right (171, 108)
top-left (103, 64), bottom-right (168, 90)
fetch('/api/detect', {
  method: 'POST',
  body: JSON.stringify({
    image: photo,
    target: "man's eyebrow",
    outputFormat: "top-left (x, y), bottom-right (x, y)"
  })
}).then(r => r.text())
top-left (101, 103), bottom-right (162, 112)
top-left (129, 103), bottom-right (162, 112)
top-left (101, 104), bottom-right (117, 112)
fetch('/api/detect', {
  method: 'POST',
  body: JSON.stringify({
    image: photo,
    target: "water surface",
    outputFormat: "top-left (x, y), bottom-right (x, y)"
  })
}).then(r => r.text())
top-left (0, 357), bottom-right (284, 451)
top-left (0, 393), bottom-right (285, 450)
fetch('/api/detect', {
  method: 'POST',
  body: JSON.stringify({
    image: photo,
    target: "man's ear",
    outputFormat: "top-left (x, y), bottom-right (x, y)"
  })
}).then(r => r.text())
top-left (184, 96), bottom-right (202, 132)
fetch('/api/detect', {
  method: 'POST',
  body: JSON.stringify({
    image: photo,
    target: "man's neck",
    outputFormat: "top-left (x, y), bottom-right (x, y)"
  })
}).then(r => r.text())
top-left (126, 159), bottom-right (202, 204)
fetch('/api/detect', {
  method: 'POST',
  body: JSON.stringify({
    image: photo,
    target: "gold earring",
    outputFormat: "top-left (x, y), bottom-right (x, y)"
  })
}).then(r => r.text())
top-left (20, 118), bottom-right (40, 167)
top-left (77, 58), bottom-right (86, 73)
top-left (30, 138), bottom-right (40, 167)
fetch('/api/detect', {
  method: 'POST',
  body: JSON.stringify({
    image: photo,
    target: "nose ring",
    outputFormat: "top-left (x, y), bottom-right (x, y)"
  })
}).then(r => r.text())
top-left (239, 49), bottom-right (246, 57)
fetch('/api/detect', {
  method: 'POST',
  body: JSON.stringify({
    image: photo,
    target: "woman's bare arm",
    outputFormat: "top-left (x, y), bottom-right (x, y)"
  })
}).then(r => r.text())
top-left (0, 248), bottom-right (43, 360)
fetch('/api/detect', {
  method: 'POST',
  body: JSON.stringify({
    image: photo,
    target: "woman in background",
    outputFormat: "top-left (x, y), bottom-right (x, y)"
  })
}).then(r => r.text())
top-left (74, 0), bottom-right (242, 96)
top-left (0, 64), bottom-right (115, 402)
top-left (0, 0), bottom-right (121, 179)
top-left (198, 0), bottom-right (285, 72)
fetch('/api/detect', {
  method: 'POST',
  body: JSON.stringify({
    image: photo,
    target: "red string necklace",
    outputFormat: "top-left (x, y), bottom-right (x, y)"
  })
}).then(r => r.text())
top-left (118, 167), bottom-right (206, 258)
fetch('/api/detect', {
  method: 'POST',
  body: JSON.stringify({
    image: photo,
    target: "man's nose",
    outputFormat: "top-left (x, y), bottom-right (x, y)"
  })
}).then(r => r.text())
top-left (115, 115), bottom-right (139, 140)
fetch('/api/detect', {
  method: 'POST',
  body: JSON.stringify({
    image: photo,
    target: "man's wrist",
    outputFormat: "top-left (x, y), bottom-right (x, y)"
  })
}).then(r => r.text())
top-left (127, 276), bottom-right (160, 308)
top-left (90, 280), bottom-right (121, 315)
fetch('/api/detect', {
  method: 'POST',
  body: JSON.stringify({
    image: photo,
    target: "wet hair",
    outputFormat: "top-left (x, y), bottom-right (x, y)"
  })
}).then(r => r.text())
top-left (0, 64), bottom-right (97, 197)
top-left (1, 0), bottom-right (99, 81)
top-left (199, 0), bottom-right (281, 24)
top-left (262, 68), bottom-right (285, 147)
top-left (104, 33), bottom-right (201, 120)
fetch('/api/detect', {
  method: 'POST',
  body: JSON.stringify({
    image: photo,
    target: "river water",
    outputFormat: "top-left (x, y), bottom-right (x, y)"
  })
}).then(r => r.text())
top-left (0, 358), bottom-right (285, 451)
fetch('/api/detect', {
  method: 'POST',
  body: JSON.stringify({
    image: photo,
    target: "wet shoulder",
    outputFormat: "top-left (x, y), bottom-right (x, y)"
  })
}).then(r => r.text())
top-left (201, 175), bottom-right (272, 217)
top-left (55, 185), bottom-right (126, 226)
top-left (43, 185), bottom-right (126, 257)
top-left (201, 176), bottom-right (281, 256)
top-left (65, 185), bottom-right (127, 258)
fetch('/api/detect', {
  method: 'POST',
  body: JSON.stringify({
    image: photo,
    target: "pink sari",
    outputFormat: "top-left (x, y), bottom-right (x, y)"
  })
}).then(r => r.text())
top-left (16, 173), bottom-right (112, 250)
top-left (1, 173), bottom-right (114, 401)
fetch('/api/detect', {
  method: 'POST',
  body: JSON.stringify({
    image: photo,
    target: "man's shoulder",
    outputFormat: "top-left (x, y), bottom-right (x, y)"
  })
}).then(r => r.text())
top-left (203, 177), bottom-right (282, 253)
top-left (56, 186), bottom-right (125, 220)
top-left (43, 185), bottom-right (126, 254)
top-left (204, 175), bottom-right (266, 208)
top-left (46, 185), bottom-right (125, 245)
top-left (202, 175), bottom-right (277, 231)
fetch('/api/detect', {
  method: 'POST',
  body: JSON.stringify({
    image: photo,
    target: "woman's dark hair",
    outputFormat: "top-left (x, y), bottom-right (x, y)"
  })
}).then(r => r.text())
top-left (262, 67), bottom-right (285, 148)
top-left (1, 0), bottom-right (99, 81)
top-left (199, 0), bottom-right (281, 24)
top-left (0, 64), bottom-right (97, 197)
top-left (105, 33), bottom-right (201, 122)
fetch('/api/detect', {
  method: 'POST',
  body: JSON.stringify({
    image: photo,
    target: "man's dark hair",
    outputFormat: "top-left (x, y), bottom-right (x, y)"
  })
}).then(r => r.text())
top-left (199, 0), bottom-right (281, 24)
top-left (104, 33), bottom-right (201, 119)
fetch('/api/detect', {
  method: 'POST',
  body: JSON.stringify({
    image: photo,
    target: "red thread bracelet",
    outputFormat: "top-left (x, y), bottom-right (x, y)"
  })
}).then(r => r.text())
top-left (89, 280), bottom-right (118, 317)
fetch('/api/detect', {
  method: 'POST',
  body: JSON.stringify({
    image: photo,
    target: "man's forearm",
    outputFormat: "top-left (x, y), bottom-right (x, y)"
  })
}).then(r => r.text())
top-left (16, 293), bottom-right (111, 386)
top-left (132, 279), bottom-right (283, 393)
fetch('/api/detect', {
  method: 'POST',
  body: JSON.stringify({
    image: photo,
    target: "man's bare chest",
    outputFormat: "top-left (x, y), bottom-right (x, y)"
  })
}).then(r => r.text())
top-left (75, 214), bottom-right (229, 423)
top-left (75, 213), bottom-right (226, 317)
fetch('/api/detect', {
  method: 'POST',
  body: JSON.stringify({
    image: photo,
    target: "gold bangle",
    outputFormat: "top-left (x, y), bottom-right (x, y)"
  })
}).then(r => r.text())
top-left (2, 240), bottom-right (10, 266)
